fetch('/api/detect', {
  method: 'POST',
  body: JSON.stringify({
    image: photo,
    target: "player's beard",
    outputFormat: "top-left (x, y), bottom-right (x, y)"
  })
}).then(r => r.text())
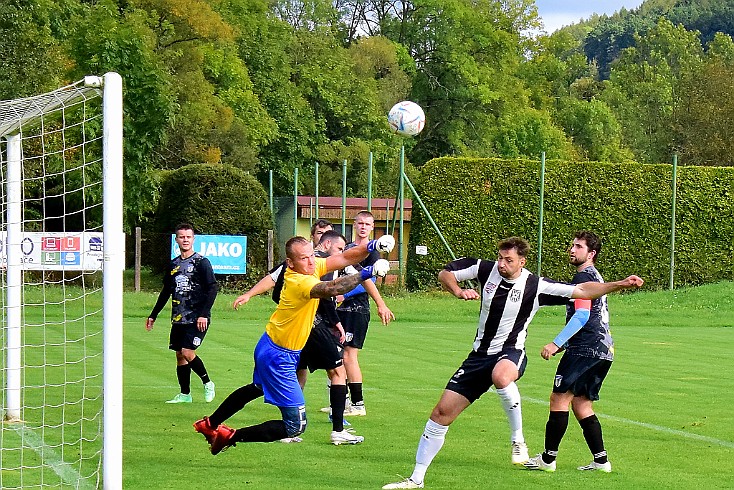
top-left (569, 255), bottom-right (585, 266)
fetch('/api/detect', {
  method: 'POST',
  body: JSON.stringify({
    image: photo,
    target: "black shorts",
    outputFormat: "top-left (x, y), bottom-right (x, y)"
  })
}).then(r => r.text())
top-left (445, 349), bottom-right (527, 403)
top-left (339, 308), bottom-right (370, 349)
top-left (169, 323), bottom-right (208, 351)
top-left (552, 354), bottom-right (612, 401)
top-left (297, 327), bottom-right (344, 373)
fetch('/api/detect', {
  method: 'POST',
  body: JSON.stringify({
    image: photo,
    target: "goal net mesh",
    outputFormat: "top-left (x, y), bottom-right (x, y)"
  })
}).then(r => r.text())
top-left (0, 79), bottom-right (106, 489)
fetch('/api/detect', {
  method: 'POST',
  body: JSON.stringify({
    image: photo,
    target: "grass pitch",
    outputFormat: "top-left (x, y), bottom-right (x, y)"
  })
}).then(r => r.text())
top-left (121, 282), bottom-right (734, 489)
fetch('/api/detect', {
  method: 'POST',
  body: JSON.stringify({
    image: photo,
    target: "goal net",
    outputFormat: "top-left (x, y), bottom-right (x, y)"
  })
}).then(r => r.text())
top-left (0, 73), bottom-right (123, 489)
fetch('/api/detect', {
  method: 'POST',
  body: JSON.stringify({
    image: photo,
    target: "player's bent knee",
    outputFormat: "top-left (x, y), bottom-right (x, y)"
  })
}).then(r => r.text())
top-left (280, 405), bottom-right (307, 437)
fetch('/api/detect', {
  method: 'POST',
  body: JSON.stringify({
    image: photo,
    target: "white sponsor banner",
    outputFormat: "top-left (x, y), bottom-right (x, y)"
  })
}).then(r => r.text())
top-left (171, 234), bottom-right (248, 274)
top-left (0, 232), bottom-right (104, 271)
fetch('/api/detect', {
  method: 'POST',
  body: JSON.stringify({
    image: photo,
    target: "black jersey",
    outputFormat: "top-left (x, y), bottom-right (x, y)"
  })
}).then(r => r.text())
top-left (313, 250), bottom-right (340, 330)
top-left (337, 243), bottom-right (380, 311)
top-left (445, 257), bottom-right (576, 355)
top-left (565, 265), bottom-right (614, 361)
top-left (149, 252), bottom-right (218, 324)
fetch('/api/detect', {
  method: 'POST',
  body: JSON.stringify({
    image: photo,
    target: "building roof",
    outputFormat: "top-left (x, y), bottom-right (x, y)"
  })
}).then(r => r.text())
top-left (296, 196), bottom-right (412, 221)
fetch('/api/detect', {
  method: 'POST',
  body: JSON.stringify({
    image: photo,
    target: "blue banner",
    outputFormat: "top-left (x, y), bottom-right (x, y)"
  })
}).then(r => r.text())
top-left (171, 234), bottom-right (248, 274)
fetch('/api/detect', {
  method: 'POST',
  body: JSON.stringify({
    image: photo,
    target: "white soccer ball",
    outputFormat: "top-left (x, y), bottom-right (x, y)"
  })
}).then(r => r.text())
top-left (388, 101), bottom-right (425, 136)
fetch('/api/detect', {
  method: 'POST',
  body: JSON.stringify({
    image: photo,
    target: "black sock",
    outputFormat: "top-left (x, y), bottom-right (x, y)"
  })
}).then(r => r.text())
top-left (348, 382), bottom-right (363, 404)
top-left (176, 365), bottom-right (192, 394)
top-left (234, 420), bottom-right (288, 443)
top-left (579, 414), bottom-right (607, 463)
top-left (543, 410), bottom-right (569, 463)
top-left (209, 384), bottom-right (263, 427)
top-left (188, 356), bottom-right (210, 384)
top-left (330, 384), bottom-right (348, 432)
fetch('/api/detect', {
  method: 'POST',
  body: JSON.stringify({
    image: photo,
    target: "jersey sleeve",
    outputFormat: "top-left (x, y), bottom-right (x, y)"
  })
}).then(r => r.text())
top-left (197, 257), bottom-right (218, 318)
top-left (537, 277), bottom-right (576, 306)
top-left (148, 263), bottom-right (174, 319)
top-left (444, 257), bottom-right (481, 282)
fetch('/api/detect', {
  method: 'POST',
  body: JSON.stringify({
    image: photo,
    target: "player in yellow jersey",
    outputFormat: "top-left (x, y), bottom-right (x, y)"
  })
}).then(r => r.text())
top-left (194, 234), bottom-right (394, 454)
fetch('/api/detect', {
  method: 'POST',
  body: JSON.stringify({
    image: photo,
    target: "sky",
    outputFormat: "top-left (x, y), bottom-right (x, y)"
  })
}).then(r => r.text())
top-left (535, 1), bottom-right (646, 33)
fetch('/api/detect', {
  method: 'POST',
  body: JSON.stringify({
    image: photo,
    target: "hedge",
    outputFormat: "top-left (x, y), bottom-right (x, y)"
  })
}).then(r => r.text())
top-left (407, 157), bottom-right (734, 290)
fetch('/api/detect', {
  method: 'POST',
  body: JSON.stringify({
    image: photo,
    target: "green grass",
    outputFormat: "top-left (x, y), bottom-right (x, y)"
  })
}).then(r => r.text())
top-left (5, 281), bottom-right (734, 488)
top-left (120, 282), bottom-right (734, 489)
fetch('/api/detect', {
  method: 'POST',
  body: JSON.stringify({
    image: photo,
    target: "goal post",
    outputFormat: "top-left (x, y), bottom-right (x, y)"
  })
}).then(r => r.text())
top-left (0, 72), bottom-right (123, 489)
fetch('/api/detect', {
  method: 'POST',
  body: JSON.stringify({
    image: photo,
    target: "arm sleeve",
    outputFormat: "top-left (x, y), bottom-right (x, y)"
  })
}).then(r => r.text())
top-left (553, 307), bottom-right (590, 348)
top-left (198, 258), bottom-right (218, 318)
top-left (322, 297), bottom-right (341, 326)
top-left (149, 270), bottom-right (173, 320)
top-left (444, 257), bottom-right (481, 282)
top-left (343, 277), bottom-right (376, 299)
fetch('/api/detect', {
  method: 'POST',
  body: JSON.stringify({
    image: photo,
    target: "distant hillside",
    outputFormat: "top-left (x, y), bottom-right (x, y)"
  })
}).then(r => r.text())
top-left (559, 0), bottom-right (734, 78)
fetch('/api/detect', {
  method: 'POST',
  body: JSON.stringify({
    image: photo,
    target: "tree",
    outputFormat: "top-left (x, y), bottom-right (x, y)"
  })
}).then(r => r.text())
top-left (675, 33), bottom-right (734, 166)
top-left (68, 0), bottom-right (176, 225)
top-left (602, 19), bottom-right (704, 164)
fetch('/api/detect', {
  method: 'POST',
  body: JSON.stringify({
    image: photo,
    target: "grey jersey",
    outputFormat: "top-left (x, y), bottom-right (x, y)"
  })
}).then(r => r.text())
top-left (565, 265), bottom-right (614, 360)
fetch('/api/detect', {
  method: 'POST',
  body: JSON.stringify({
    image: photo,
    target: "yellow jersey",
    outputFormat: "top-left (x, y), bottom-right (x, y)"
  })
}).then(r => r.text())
top-left (265, 257), bottom-right (328, 350)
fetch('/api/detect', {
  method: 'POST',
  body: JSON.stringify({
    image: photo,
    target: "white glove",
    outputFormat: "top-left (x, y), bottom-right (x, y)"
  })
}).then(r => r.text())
top-left (374, 235), bottom-right (395, 254)
top-left (373, 259), bottom-right (391, 278)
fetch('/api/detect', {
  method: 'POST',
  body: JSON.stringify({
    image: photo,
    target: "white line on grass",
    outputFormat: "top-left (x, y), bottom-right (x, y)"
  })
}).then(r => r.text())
top-left (522, 396), bottom-right (734, 449)
top-left (10, 424), bottom-right (95, 489)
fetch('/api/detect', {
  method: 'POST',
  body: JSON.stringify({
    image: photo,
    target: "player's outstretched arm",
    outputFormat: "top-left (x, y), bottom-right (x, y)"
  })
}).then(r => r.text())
top-left (572, 275), bottom-right (644, 299)
top-left (311, 261), bottom-right (390, 299)
top-left (324, 235), bottom-right (395, 272)
top-left (233, 274), bottom-right (276, 309)
top-left (438, 270), bottom-right (479, 300)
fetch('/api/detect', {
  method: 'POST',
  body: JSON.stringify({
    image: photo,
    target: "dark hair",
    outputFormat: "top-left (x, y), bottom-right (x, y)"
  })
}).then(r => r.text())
top-left (310, 219), bottom-right (333, 236)
top-left (174, 223), bottom-right (195, 235)
top-left (285, 236), bottom-right (310, 259)
top-left (498, 236), bottom-right (530, 257)
top-left (574, 230), bottom-right (602, 262)
top-left (318, 230), bottom-right (346, 245)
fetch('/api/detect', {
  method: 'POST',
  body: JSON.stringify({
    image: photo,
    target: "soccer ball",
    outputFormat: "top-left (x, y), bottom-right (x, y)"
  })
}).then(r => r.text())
top-left (388, 101), bottom-right (425, 136)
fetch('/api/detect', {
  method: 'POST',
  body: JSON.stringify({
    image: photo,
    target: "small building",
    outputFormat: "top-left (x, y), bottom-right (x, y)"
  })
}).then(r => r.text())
top-left (274, 196), bottom-right (412, 267)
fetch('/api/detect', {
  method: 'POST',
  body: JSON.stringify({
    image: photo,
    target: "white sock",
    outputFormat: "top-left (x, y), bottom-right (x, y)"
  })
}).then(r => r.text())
top-left (410, 419), bottom-right (448, 484)
top-left (496, 382), bottom-right (524, 443)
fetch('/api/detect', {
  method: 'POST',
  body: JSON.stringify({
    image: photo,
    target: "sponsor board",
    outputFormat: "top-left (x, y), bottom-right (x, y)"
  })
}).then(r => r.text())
top-left (171, 235), bottom-right (248, 274)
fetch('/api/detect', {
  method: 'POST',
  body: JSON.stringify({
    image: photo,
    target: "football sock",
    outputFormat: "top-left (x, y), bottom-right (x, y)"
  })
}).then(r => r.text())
top-left (579, 414), bottom-right (607, 463)
top-left (234, 420), bottom-right (288, 443)
top-left (209, 384), bottom-right (264, 427)
top-left (330, 384), bottom-right (348, 432)
top-left (411, 419), bottom-right (448, 484)
top-left (348, 382), bottom-right (363, 404)
top-left (496, 382), bottom-right (524, 443)
top-left (542, 410), bottom-right (569, 463)
top-left (188, 356), bottom-right (210, 384)
top-left (176, 364), bottom-right (191, 395)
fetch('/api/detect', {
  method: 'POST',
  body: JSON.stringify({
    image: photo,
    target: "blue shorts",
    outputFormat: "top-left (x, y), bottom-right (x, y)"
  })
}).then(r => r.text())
top-left (252, 333), bottom-right (304, 407)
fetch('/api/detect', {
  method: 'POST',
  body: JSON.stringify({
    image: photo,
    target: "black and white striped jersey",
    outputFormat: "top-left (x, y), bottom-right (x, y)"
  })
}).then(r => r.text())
top-left (445, 257), bottom-right (576, 355)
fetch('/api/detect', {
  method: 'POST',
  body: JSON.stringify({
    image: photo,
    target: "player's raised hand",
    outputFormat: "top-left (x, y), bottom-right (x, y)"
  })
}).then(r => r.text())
top-left (623, 275), bottom-right (644, 288)
top-left (359, 259), bottom-right (391, 279)
top-left (367, 235), bottom-right (395, 254)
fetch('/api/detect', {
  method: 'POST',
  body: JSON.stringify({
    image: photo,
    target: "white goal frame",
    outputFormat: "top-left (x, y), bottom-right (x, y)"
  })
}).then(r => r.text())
top-left (0, 72), bottom-right (123, 489)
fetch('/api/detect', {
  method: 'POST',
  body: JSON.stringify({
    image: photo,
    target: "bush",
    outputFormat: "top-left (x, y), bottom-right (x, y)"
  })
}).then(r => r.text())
top-left (146, 163), bottom-right (276, 289)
